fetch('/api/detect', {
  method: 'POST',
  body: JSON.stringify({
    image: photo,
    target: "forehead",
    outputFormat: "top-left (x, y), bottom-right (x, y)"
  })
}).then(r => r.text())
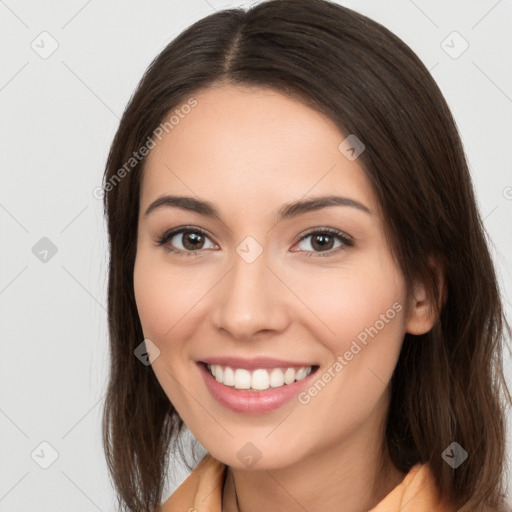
top-left (141, 84), bottom-right (377, 215)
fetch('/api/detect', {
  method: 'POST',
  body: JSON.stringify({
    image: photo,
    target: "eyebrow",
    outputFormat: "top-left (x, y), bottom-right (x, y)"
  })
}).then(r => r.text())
top-left (144, 194), bottom-right (372, 221)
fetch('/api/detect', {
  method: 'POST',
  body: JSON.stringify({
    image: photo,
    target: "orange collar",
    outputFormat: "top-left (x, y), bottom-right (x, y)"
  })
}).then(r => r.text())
top-left (159, 453), bottom-right (456, 512)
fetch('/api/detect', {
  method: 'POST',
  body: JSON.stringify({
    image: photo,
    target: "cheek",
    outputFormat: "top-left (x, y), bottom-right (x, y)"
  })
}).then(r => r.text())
top-left (289, 313), bottom-right (404, 454)
top-left (295, 257), bottom-right (406, 416)
top-left (134, 256), bottom-right (169, 338)
top-left (133, 251), bottom-right (186, 341)
top-left (133, 248), bottom-right (216, 346)
top-left (291, 254), bottom-right (407, 414)
top-left (289, 254), bottom-right (406, 349)
top-left (133, 251), bottom-right (202, 408)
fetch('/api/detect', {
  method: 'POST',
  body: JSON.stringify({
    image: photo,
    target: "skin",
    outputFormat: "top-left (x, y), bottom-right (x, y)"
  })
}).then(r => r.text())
top-left (133, 84), bottom-right (438, 512)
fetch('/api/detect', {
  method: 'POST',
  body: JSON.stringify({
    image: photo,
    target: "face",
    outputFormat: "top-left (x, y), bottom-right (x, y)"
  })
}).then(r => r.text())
top-left (133, 84), bottom-right (413, 470)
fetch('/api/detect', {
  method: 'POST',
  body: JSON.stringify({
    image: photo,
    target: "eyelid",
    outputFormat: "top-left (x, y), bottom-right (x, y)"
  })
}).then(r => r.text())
top-left (296, 226), bottom-right (353, 245)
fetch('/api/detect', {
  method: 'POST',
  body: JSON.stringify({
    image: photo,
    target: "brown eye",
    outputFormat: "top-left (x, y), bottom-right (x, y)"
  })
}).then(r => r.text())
top-left (295, 228), bottom-right (353, 257)
top-left (180, 230), bottom-right (206, 250)
top-left (310, 233), bottom-right (335, 251)
top-left (156, 227), bottom-right (217, 255)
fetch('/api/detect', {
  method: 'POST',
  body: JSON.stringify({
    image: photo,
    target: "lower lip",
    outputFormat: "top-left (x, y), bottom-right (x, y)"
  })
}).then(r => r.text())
top-left (197, 362), bottom-right (318, 415)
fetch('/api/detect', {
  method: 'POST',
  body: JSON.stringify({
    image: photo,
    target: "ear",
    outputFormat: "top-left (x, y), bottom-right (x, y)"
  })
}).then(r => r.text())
top-left (405, 258), bottom-right (446, 335)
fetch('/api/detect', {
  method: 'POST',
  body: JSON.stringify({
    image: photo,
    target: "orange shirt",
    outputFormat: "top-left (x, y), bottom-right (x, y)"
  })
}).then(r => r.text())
top-left (159, 453), bottom-right (457, 512)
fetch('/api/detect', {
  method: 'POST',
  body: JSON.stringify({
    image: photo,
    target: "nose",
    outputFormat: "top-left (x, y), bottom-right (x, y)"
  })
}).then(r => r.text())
top-left (211, 249), bottom-right (290, 341)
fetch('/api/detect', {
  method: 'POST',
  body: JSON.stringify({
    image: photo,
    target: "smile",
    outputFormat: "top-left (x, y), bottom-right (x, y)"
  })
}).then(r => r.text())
top-left (197, 361), bottom-right (320, 414)
top-left (206, 363), bottom-right (315, 391)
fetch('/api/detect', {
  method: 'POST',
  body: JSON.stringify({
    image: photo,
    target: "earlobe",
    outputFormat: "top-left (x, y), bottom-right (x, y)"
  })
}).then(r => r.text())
top-left (405, 282), bottom-right (436, 335)
top-left (405, 259), bottom-right (445, 335)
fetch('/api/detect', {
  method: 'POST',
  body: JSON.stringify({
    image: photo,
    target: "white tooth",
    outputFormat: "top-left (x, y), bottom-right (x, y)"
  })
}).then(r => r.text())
top-left (283, 368), bottom-right (296, 385)
top-left (223, 366), bottom-right (235, 386)
top-left (214, 365), bottom-right (223, 383)
top-left (269, 368), bottom-right (285, 387)
top-left (295, 367), bottom-right (309, 381)
top-left (251, 369), bottom-right (270, 390)
top-left (234, 369), bottom-right (251, 389)
top-left (208, 364), bottom-right (313, 390)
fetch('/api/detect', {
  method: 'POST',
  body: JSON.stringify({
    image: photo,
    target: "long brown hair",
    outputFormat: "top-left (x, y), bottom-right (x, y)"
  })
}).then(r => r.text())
top-left (101, 1), bottom-right (511, 510)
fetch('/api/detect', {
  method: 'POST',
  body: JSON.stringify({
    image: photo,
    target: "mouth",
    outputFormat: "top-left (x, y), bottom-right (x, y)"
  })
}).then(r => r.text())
top-left (201, 362), bottom-right (320, 392)
top-left (197, 360), bottom-right (320, 413)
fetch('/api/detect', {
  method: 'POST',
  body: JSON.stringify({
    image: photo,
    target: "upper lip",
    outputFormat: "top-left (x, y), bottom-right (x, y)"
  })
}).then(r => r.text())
top-left (199, 356), bottom-right (318, 370)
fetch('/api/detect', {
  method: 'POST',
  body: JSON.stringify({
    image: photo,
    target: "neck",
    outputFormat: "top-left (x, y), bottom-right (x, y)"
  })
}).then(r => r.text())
top-left (222, 399), bottom-right (405, 512)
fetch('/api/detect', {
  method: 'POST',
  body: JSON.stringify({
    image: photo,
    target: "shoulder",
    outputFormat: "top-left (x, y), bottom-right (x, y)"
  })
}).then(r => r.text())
top-left (158, 453), bottom-right (227, 512)
top-left (370, 463), bottom-right (455, 512)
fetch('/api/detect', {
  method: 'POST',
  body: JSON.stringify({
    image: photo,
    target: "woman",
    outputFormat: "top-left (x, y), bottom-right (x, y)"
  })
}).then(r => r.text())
top-left (101, 1), bottom-right (511, 511)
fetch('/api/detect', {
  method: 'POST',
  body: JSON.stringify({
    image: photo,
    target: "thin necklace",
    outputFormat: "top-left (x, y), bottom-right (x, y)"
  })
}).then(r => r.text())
top-left (232, 469), bottom-right (241, 512)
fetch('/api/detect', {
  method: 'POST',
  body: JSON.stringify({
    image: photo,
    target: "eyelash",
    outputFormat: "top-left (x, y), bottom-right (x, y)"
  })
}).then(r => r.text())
top-left (155, 226), bottom-right (354, 258)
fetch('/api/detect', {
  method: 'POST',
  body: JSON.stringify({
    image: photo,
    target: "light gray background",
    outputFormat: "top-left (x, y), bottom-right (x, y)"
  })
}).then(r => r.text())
top-left (1, 0), bottom-right (511, 510)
